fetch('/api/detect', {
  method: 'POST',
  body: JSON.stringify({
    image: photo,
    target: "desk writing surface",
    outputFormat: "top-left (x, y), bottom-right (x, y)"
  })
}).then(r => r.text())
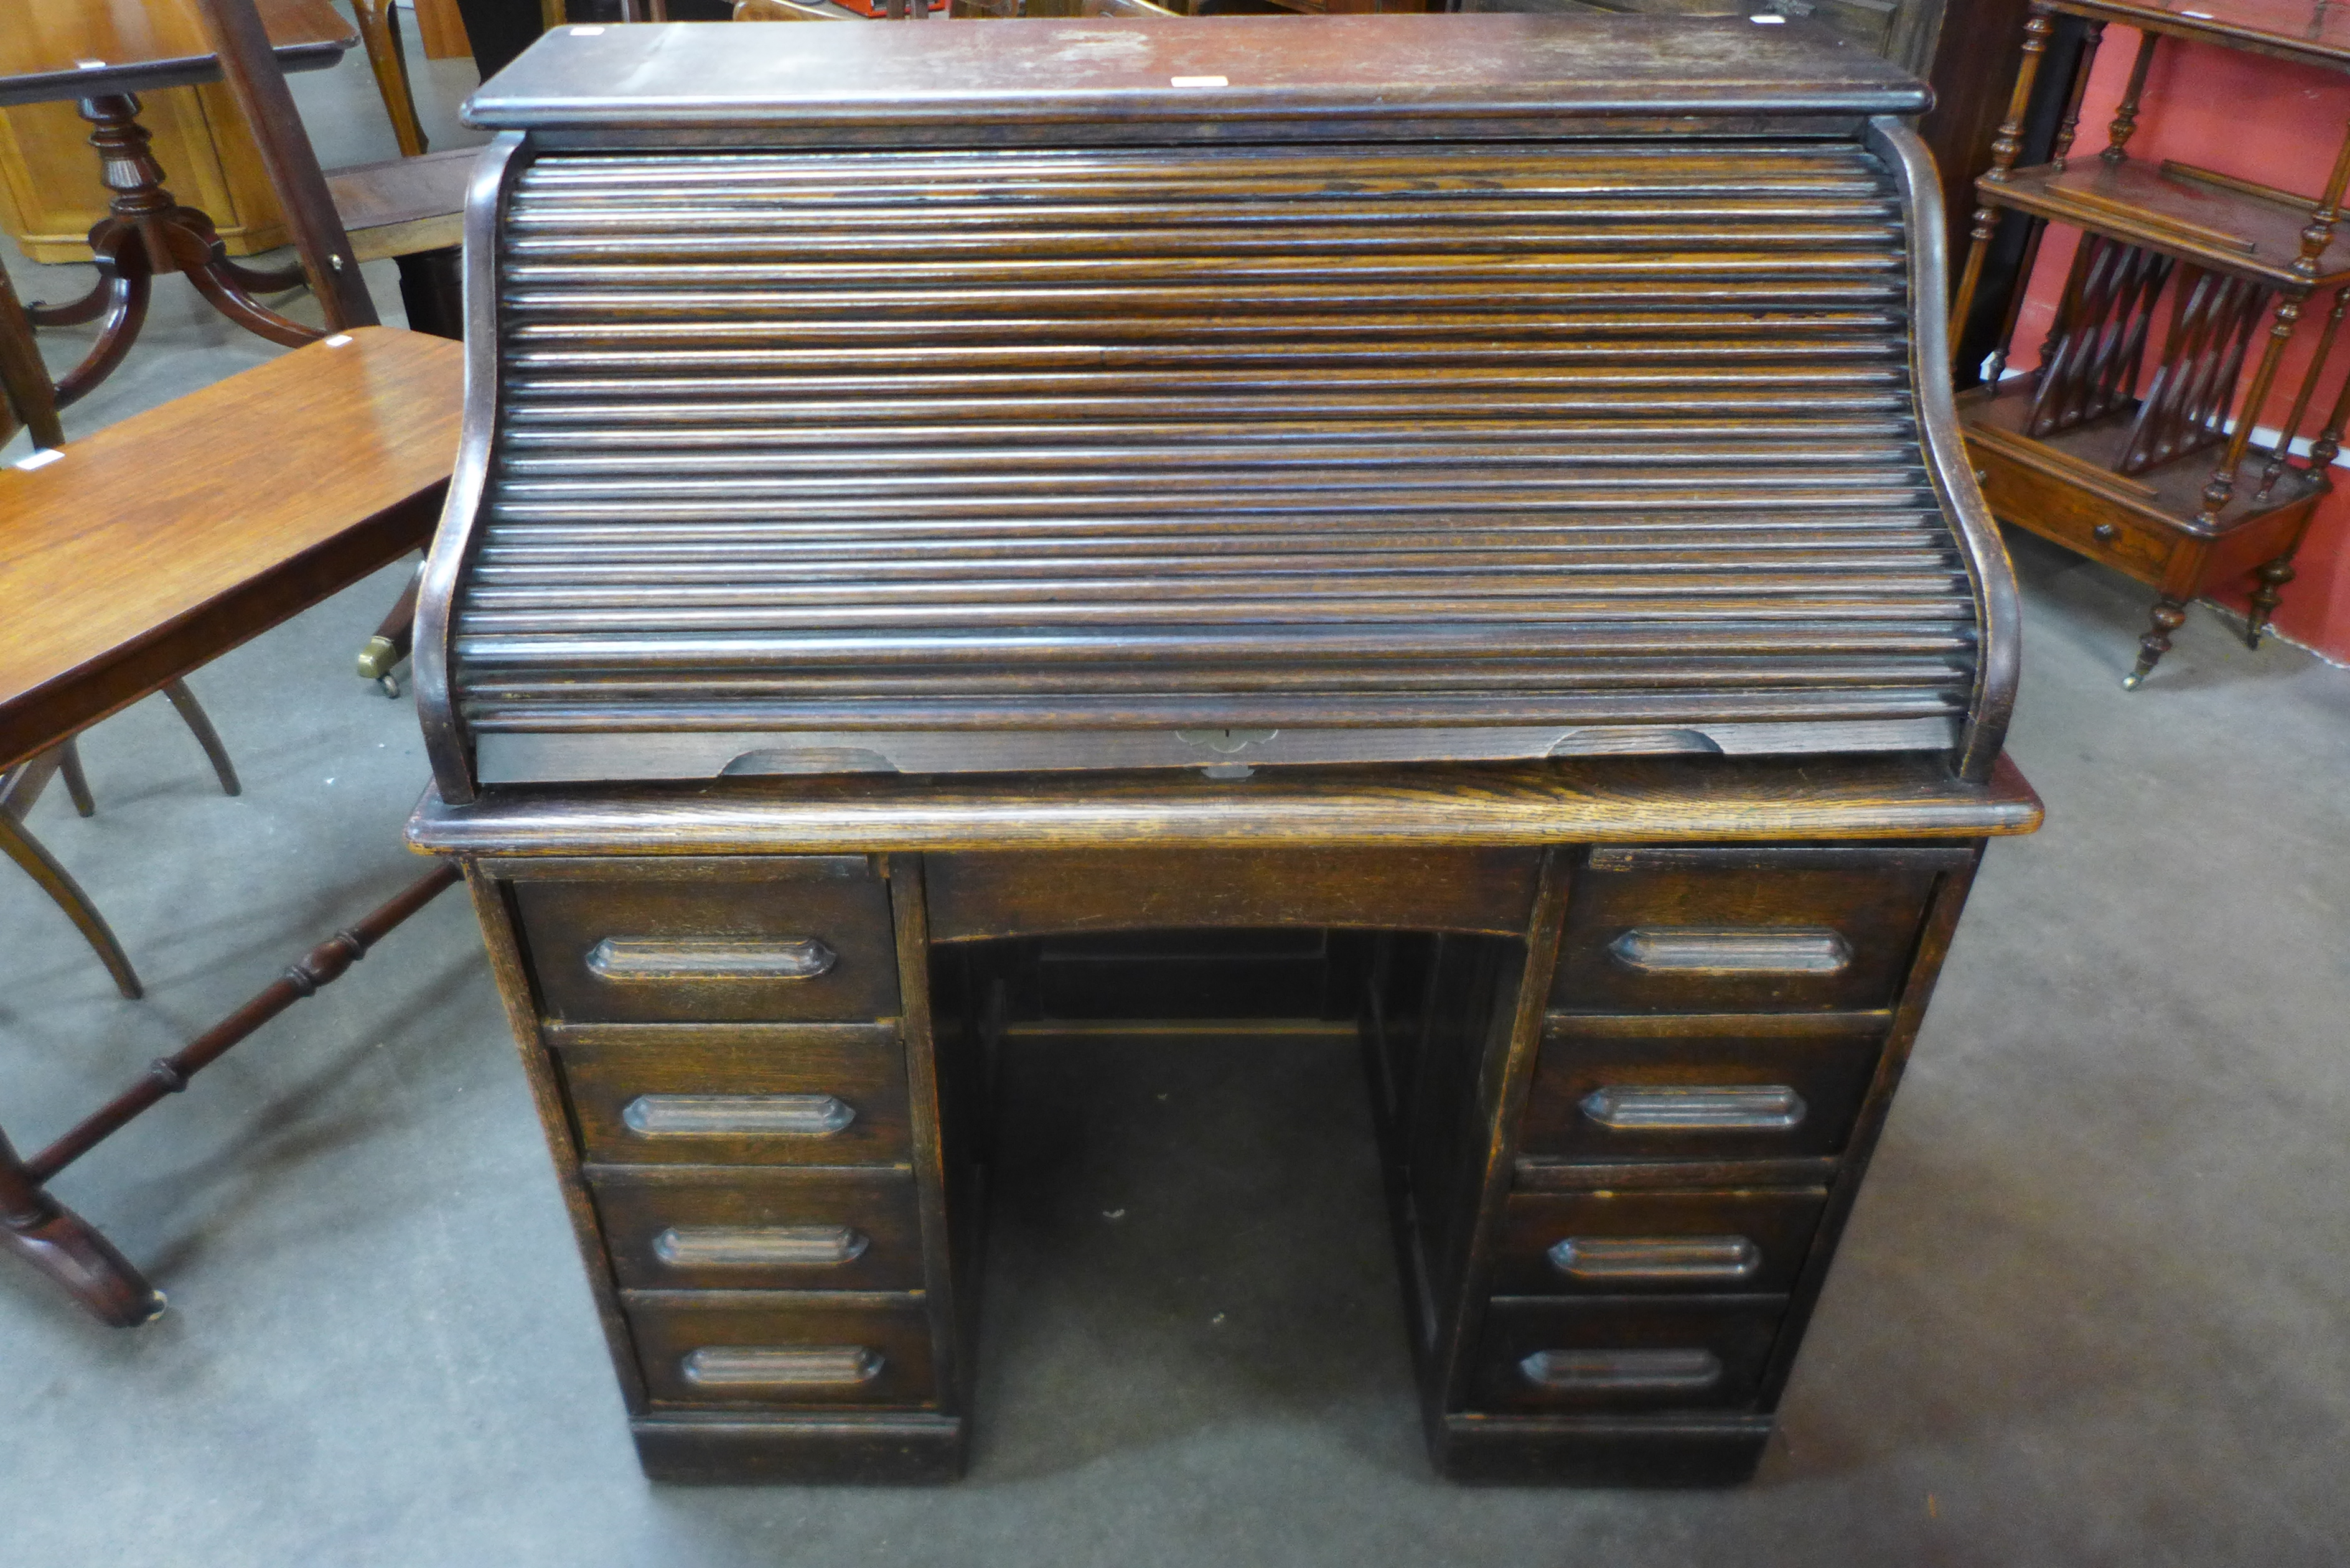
top-left (0, 329), bottom-right (461, 765)
top-left (0, 0), bottom-right (355, 108)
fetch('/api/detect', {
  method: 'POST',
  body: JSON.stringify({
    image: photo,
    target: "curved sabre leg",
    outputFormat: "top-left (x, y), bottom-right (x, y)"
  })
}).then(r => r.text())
top-left (0, 813), bottom-right (142, 1000)
top-left (162, 680), bottom-right (241, 796)
top-left (213, 254), bottom-right (309, 294)
top-left (47, 262), bottom-right (150, 410)
top-left (25, 268), bottom-right (111, 328)
top-left (0, 1127), bottom-right (164, 1328)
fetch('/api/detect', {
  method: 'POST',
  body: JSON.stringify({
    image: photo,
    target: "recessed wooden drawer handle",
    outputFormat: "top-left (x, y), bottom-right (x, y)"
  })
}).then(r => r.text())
top-left (621, 1093), bottom-right (856, 1138)
top-left (1578, 1085), bottom-right (1807, 1132)
top-left (1548, 1234), bottom-right (1763, 1283)
top-left (586, 936), bottom-right (836, 983)
top-left (1608, 926), bottom-right (1850, 975)
top-left (681, 1346), bottom-right (884, 1389)
top-left (653, 1225), bottom-right (870, 1269)
top-left (1519, 1348), bottom-right (1724, 1393)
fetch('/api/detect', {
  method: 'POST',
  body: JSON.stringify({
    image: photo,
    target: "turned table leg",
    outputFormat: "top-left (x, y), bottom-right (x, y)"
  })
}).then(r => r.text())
top-left (2245, 554), bottom-right (2299, 648)
top-left (26, 93), bottom-right (324, 407)
top-left (2124, 596), bottom-right (2189, 689)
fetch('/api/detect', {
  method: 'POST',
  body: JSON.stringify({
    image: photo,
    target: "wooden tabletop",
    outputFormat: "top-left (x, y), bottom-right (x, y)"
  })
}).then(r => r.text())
top-left (0, 0), bottom-right (357, 109)
top-left (0, 328), bottom-right (463, 768)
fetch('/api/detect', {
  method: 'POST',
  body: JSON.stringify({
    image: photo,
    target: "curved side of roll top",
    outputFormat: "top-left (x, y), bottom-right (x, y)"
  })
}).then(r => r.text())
top-left (418, 132), bottom-right (528, 805)
top-left (1866, 116), bottom-right (2021, 782)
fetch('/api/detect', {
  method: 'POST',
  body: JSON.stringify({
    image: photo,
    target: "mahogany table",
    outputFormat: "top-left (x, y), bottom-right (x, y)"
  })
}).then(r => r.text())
top-left (0, 0), bottom-right (357, 407)
top-left (0, 328), bottom-right (464, 1327)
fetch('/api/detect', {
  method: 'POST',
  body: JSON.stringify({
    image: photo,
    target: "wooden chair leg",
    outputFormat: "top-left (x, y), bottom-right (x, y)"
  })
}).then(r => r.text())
top-left (58, 739), bottom-right (95, 818)
top-left (0, 266), bottom-right (67, 450)
top-left (353, 0), bottom-right (432, 158)
top-left (358, 566), bottom-right (424, 698)
top-left (161, 680), bottom-right (241, 797)
top-left (0, 811), bottom-right (143, 999)
top-left (0, 1124), bottom-right (165, 1327)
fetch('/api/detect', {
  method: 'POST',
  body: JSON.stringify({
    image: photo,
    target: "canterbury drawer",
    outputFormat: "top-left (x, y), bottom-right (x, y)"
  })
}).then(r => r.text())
top-left (1519, 1015), bottom-right (1885, 1162)
top-left (1551, 846), bottom-right (1961, 1015)
top-left (552, 1023), bottom-right (911, 1167)
top-left (1971, 442), bottom-right (2175, 584)
top-left (1468, 1297), bottom-right (1785, 1414)
top-left (624, 1290), bottom-right (937, 1408)
top-left (588, 1165), bottom-right (923, 1292)
top-left (1491, 1189), bottom-right (1828, 1297)
top-left (500, 856), bottom-right (899, 1024)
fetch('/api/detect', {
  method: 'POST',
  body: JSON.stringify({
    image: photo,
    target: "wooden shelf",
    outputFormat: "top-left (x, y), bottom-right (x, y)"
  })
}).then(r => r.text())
top-left (1959, 378), bottom-right (2328, 538)
top-left (2047, 0), bottom-right (2350, 77)
top-left (1982, 157), bottom-right (2350, 292)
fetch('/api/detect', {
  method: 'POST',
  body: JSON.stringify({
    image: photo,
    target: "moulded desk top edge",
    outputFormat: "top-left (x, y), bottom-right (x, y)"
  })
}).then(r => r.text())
top-left (407, 753), bottom-right (2044, 857)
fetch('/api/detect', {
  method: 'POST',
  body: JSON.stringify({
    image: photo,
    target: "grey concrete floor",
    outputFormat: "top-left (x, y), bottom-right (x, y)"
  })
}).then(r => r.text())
top-left (6, 20), bottom-right (2350, 1568)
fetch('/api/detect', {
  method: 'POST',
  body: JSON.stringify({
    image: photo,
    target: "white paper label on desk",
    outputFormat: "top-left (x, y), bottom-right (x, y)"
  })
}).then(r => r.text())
top-left (1171, 76), bottom-right (1228, 87)
top-left (14, 450), bottom-right (63, 470)
top-left (571, 25), bottom-right (606, 34)
top-left (76, 59), bottom-right (108, 68)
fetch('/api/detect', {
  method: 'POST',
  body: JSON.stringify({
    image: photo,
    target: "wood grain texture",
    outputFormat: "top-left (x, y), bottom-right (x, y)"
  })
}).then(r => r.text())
top-left (552, 1021), bottom-right (914, 1167)
top-left (0, 327), bottom-right (462, 768)
top-left (408, 754), bottom-right (2042, 858)
top-left (508, 862), bottom-right (899, 1022)
top-left (586, 1165), bottom-right (925, 1291)
top-left (622, 1289), bottom-right (939, 1407)
top-left (463, 14), bottom-right (1929, 132)
top-left (927, 847), bottom-right (1541, 940)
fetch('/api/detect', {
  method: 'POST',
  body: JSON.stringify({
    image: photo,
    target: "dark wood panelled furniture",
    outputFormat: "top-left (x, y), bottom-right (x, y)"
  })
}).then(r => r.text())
top-left (410, 15), bottom-right (2042, 1486)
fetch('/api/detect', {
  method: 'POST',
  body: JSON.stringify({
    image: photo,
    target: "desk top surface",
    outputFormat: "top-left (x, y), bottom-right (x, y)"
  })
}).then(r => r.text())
top-left (0, 329), bottom-right (463, 768)
top-left (467, 14), bottom-right (1929, 133)
top-left (0, 0), bottom-right (355, 108)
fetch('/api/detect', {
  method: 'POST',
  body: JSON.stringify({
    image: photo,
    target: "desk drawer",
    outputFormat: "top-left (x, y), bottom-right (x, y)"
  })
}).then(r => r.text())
top-left (1520, 1015), bottom-right (1884, 1162)
top-left (1468, 1297), bottom-right (1784, 1414)
top-left (1492, 1190), bottom-right (1828, 1297)
top-left (625, 1290), bottom-right (938, 1409)
top-left (1552, 847), bottom-right (1947, 1015)
top-left (553, 1023), bottom-right (910, 1167)
top-left (589, 1166), bottom-right (924, 1292)
top-left (507, 858), bottom-right (899, 1024)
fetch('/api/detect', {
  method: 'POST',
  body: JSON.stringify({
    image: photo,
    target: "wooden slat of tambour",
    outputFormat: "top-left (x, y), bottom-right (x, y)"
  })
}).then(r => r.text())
top-left (452, 138), bottom-right (1978, 765)
top-left (494, 443), bottom-right (1924, 472)
top-left (466, 658), bottom-right (1970, 694)
top-left (494, 419), bottom-right (1919, 445)
top-left (457, 693), bottom-right (1971, 731)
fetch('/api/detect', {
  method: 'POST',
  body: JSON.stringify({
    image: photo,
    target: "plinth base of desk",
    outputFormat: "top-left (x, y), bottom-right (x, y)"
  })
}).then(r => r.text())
top-left (634, 1412), bottom-right (967, 1485)
top-left (1431, 1413), bottom-right (1772, 1487)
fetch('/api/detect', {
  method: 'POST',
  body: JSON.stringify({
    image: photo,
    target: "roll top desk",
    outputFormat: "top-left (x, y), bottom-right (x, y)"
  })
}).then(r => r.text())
top-left (410, 14), bottom-right (2041, 1486)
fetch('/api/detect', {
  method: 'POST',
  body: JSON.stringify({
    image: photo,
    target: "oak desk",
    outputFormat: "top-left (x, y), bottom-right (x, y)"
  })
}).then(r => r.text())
top-left (410, 14), bottom-right (2042, 1485)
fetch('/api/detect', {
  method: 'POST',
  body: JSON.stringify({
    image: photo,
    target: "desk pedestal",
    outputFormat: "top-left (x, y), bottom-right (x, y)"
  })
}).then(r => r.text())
top-left (413, 758), bottom-right (2036, 1485)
